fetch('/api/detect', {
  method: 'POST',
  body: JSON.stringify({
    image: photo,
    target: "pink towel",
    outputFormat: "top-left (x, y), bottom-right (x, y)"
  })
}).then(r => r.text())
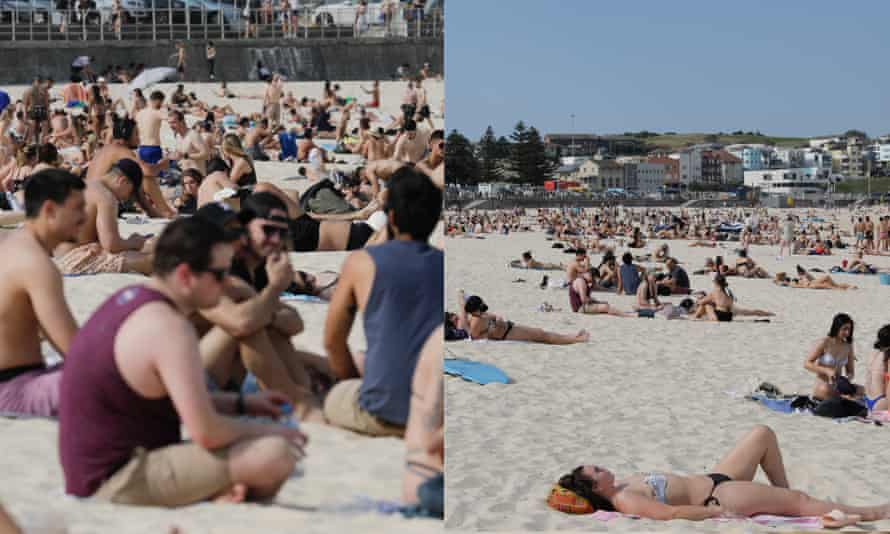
top-left (590, 510), bottom-right (822, 529)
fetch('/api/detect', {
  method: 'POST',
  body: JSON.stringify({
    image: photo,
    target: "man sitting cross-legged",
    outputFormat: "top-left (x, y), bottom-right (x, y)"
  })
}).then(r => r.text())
top-left (194, 201), bottom-right (332, 423)
top-left (55, 158), bottom-right (156, 275)
top-left (322, 167), bottom-right (443, 436)
top-left (59, 217), bottom-right (306, 507)
top-left (0, 170), bottom-right (84, 417)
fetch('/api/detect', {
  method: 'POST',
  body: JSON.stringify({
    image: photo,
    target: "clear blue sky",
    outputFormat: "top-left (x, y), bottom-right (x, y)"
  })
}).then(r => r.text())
top-left (446, 0), bottom-right (889, 140)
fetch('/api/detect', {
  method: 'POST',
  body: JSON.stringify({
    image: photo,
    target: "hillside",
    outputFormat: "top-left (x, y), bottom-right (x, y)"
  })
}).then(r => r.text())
top-left (637, 133), bottom-right (811, 150)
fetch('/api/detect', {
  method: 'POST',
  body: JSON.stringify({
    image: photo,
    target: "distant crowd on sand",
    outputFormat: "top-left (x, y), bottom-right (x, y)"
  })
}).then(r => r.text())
top-left (445, 205), bottom-right (890, 526)
top-left (0, 68), bottom-right (444, 528)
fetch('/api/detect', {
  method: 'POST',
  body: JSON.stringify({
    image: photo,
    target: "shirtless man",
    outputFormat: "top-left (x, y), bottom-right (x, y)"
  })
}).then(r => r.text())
top-left (168, 109), bottom-right (209, 174)
top-left (364, 129), bottom-right (388, 161)
top-left (0, 170), bottom-right (84, 417)
top-left (416, 128), bottom-right (443, 190)
top-left (297, 128), bottom-right (325, 163)
top-left (135, 90), bottom-right (175, 218)
top-left (263, 75), bottom-right (284, 128)
top-left (55, 159), bottom-right (154, 276)
top-left (566, 249), bottom-right (595, 309)
top-left (245, 119), bottom-right (275, 162)
top-left (393, 119), bottom-right (429, 163)
top-left (197, 157), bottom-right (242, 210)
top-left (49, 111), bottom-right (78, 148)
top-left (361, 158), bottom-right (405, 197)
top-left (23, 77), bottom-right (50, 144)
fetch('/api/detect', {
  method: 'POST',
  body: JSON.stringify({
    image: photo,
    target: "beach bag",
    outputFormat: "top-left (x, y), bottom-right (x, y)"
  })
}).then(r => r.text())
top-left (812, 398), bottom-right (866, 419)
top-left (299, 179), bottom-right (353, 214)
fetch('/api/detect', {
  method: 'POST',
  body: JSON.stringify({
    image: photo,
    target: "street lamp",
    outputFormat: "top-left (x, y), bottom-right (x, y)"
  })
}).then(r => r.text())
top-left (570, 114), bottom-right (575, 159)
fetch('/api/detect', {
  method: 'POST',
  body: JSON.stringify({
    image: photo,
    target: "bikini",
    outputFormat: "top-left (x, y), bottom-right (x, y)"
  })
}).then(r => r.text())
top-left (644, 472), bottom-right (732, 506)
top-left (714, 309), bottom-right (733, 322)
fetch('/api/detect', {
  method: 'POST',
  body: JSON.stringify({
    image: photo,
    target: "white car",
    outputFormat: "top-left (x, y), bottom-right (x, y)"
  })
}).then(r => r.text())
top-left (312, 0), bottom-right (384, 27)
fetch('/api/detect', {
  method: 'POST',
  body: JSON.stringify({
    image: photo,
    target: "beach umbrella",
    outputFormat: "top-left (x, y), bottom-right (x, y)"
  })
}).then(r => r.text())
top-left (0, 90), bottom-right (9, 114)
top-left (129, 67), bottom-right (178, 92)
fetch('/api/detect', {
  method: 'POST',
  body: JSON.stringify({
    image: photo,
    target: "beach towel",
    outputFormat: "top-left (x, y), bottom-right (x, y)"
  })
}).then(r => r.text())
top-left (280, 293), bottom-right (325, 303)
top-left (56, 244), bottom-right (127, 276)
top-left (590, 510), bottom-right (823, 529)
top-left (444, 359), bottom-right (509, 385)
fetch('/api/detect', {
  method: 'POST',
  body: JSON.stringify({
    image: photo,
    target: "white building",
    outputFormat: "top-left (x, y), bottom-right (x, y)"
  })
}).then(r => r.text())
top-left (801, 148), bottom-right (833, 174)
top-left (670, 149), bottom-right (702, 184)
top-left (773, 148), bottom-right (805, 168)
top-left (809, 137), bottom-right (841, 149)
top-left (744, 168), bottom-right (828, 196)
top-left (636, 162), bottom-right (667, 194)
top-left (872, 143), bottom-right (890, 163)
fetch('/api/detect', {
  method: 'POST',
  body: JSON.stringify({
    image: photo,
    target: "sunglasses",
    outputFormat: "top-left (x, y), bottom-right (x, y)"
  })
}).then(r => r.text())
top-left (262, 224), bottom-right (290, 239)
top-left (204, 267), bottom-right (229, 282)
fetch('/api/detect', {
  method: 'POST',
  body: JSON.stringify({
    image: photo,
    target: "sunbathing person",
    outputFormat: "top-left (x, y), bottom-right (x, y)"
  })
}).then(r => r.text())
top-left (54, 159), bottom-right (155, 275)
top-left (689, 240), bottom-right (717, 247)
top-left (509, 250), bottom-right (562, 270)
top-left (735, 250), bottom-right (769, 279)
top-left (462, 294), bottom-right (589, 345)
top-left (628, 227), bottom-right (645, 248)
top-left (863, 324), bottom-right (890, 414)
top-left (0, 170), bottom-right (84, 417)
top-left (693, 275), bottom-right (773, 322)
top-left (843, 250), bottom-right (876, 273)
top-left (555, 425), bottom-right (890, 524)
top-left (59, 217), bottom-right (306, 506)
top-left (402, 325), bottom-right (443, 518)
top-left (792, 266), bottom-right (857, 290)
top-left (804, 313), bottom-right (862, 402)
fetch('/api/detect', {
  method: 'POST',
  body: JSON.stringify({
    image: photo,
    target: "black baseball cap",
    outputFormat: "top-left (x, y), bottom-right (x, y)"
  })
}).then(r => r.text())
top-left (194, 202), bottom-right (239, 227)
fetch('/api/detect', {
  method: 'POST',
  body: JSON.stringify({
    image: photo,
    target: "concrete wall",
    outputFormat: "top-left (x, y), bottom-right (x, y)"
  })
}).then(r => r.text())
top-left (0, 37), bottom-right (442, 84)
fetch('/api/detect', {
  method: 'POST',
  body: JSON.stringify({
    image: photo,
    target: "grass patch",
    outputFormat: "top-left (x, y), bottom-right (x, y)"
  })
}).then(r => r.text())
top-left (835, 177), bottom-right (890, 194)
top-left (639, 133), bottom-right (810, 150)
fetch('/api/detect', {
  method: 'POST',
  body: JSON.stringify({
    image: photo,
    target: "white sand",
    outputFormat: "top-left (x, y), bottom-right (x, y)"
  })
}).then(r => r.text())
top-left (0, 80), bottom-right (444, 533)
top-left (446, 208), bottom-right (890, 532)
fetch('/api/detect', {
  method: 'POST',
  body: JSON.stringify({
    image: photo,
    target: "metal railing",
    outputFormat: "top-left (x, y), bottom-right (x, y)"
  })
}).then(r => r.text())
top-left (0, 3), bottom-right (443, 41)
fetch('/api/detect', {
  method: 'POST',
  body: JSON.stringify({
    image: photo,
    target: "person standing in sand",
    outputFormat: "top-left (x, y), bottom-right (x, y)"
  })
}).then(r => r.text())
top-left (0, 170), bottom-right (84, 417)
top-left (167, 109), bottom-right (209, 174)
top-left (176, 42), bottom-right (187, 80)
top-left (135, 91), bottom-right (176, 218)
top-left (59, 217), bottom-right (306, 507)
top-left (322, 168), bottom-right (443, 437)
top-left (55, 159), bottom-right (155, 276)
top-left (263, 74), bottom-right (284, 128)
top-left (206, 41), bottom-right (216, 80)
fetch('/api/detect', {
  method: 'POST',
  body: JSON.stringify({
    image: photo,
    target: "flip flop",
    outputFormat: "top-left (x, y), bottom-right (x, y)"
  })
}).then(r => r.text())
top-left (540, 275), bottom-right (549, 289)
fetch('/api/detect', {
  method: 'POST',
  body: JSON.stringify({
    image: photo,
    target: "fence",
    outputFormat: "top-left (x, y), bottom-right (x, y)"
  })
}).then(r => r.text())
top-left (0, 3), bottom-right (442, 41)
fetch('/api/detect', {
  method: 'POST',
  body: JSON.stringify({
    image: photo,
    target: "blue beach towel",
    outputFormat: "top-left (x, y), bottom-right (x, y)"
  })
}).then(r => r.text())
top-left (281, 293), bottom-right (325, 303)
top-left (444, 359), bottom-right (509, 385)
top-left (750, 395), bottom-right (795, 414)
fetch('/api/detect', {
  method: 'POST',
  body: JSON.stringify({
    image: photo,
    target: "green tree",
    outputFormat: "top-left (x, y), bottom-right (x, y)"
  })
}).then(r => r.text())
top-left (476, 126), bottom-right (503, 183)
top-left (504, 122), bottom-right (556, 185)
top-left (445, 130), bottom-right (479, 185)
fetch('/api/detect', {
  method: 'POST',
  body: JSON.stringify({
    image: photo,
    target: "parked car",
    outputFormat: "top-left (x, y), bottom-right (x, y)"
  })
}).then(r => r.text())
top-left (311, 0), bottom-right (383, 27)
top-left (0, 0), bottom-right (54, 24)
top-left (94, 0), bottom-right (149, 23)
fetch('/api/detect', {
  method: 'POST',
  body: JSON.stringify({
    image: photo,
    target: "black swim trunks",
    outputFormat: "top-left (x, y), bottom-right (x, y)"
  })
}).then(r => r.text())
top-left (346, 222), bottom-right (374, 250)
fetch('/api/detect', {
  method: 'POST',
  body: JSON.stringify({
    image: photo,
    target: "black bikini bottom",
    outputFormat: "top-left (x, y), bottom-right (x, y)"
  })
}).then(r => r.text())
top-left (703, 473), bottom-right (732, 506)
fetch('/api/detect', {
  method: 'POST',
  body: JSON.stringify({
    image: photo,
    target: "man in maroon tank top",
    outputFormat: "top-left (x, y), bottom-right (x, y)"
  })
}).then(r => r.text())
top-left (59, 217), bottom-right (307, 507)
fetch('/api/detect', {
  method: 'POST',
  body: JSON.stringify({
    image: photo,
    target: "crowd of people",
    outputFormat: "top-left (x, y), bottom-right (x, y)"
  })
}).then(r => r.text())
top-left (0, 72), bottom-right (444, 527)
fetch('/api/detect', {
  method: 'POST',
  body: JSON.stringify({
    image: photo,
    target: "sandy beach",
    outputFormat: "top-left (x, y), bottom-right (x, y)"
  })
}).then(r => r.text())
top-left (0, 79), bottom-right (444, 533)
top-left (445, 207), bottom-right (890, 532)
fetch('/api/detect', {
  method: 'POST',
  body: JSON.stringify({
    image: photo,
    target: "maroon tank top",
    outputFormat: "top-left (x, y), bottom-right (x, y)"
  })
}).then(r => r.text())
top-left (59, 285), bottom-right (182, 497)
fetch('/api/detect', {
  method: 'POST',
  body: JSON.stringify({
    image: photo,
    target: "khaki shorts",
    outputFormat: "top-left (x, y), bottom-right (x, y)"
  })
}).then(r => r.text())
top-left (323, 379), bottom-right (405, 437)
top-left (94, 443), bottom-right (232, 507)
